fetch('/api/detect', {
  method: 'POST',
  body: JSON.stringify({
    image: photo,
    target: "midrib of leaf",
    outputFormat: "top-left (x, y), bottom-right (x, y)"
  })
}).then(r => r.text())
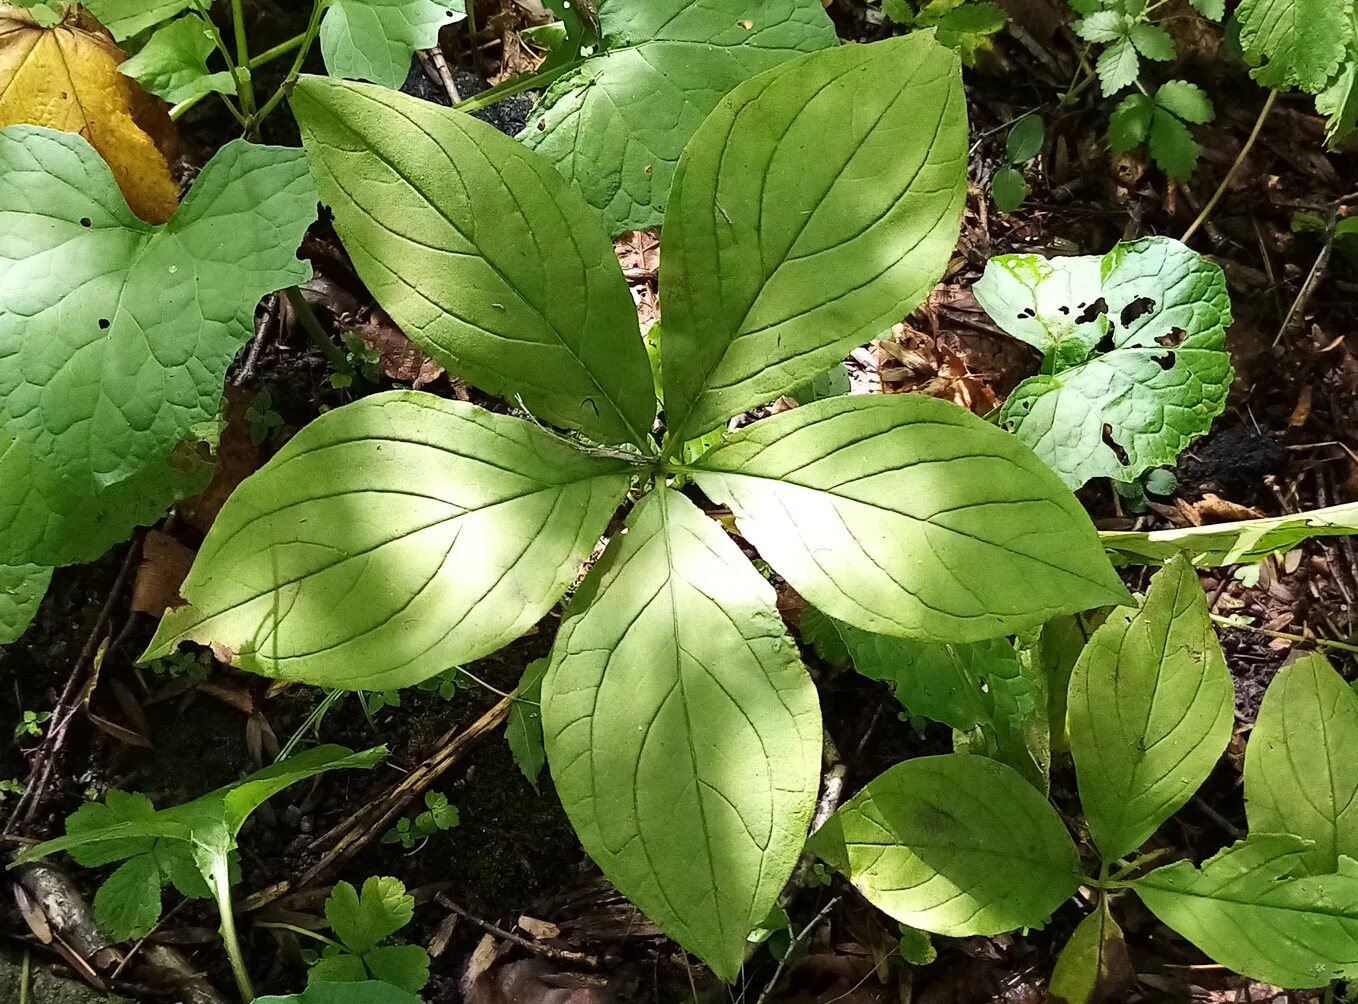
top-left (304, 90), bottom-right (650, 448)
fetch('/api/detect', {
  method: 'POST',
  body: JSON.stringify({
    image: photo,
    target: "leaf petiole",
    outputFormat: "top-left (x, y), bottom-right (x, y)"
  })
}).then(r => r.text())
top-left (207, 852), bottom-right (255, 1003)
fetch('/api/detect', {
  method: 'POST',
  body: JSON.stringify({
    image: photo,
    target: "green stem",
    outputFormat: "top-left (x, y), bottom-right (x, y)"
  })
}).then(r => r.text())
top-left (210, 855), bottom-right (255, 1003)
top-left (275, 687), bottom-right (345, 762)
top-left (255, 921), bottom-right (345, 950)
top-left (283, 287), bottom-right (352, 377)
top-left (249, 0), bottom-right (325, 131)
top-left (169, 33), bottom-right (305, 121)
top-left (230, 0), bottom-right (257, 122)
top-left (1108, 847), bottom-right (1169, 882)
top-left (457, 667), bottom-right (518, 701)
top-left (452, 58), bottom-right (581, 114)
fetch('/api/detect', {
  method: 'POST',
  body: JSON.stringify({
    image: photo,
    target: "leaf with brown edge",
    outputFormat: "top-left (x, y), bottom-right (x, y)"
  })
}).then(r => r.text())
top-left (1049, 900), bottom-right (1132, 1004)
top-left (0, 4), bottom-right (178, 223)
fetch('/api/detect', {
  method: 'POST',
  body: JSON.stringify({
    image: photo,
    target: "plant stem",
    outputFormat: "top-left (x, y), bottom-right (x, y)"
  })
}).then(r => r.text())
top-left (169, 33), bottom-right (306, 121)
top-left (283, 287), bottom-right (352, 377)
top-left (1108, 847), bottom-right (1169, 882)
top-left (1210, 613), bottom-right (1358, 657)
top-left (249, 0), bottom-right (325, 131)
top-left (457, 667), bottom-right (519, 701)
top-left (230, 0), bottom-right (257, 123)
top-left (1182, 90), bottom-right (1277, 244)
top-left (255, 921), bottom-right (345, 950)
top-left (453, 58), bottom-right (580, 114)
top-left (276, 687), bottom-right (345, 762)
top-left (210, 854), bottom-right (255, 1003)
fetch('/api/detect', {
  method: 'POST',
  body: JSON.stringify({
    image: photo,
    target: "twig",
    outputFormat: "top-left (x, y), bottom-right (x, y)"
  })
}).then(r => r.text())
top-left (1182, 90), bottom-right (1277, 244)
top-left (282, 287), bottom-right (351, 378)
top-left (1211, 613), bottom-right (1358, 657)
top-left (435, 895), bottom-right (600, 968)
top-left (234, 293), bottom-right (279, 387)
top-left (1274, 236), bottom-right (1333, 347)
top-left (754, 896), bottom-right (841, 1004)
top-left (420, 49), bottom-right (462, 103)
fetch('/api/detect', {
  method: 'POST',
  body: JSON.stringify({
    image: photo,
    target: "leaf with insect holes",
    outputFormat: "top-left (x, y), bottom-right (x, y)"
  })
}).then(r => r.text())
top-left (119, 14), bottom-right (235, 105)
top-left (1132, 835), bottom-right (1358, 988)
top-left (1236, 0), bottom-right (1352, 92)
top-left (1246, 652), bottom-right (1358, 874)
top-left (520, 0), bottom-right (837, 234)
top-left (311, 877), bottom-right (430, 993)
top-left (542, 488), bottom-right (821, 982)
top-left (143, 392), bottom-right (633, 691)
top-left (692, 394), bottom-right (1131, 645)
top-left (320, 0), bottom-right (466, 90)
top-left (1068, 555), bottom-right (1234, 862)
top-left (809, 754), bottom-right (1080, 935)
top-left (1100, 500), bottom-right (1358, 566)
top-left (0, 127), bottom-right (316, 490)
top-left (291, 77), bottom-right (655, 450)
top-left (976, 237), bottom-right (1233, 488)
top-left (0, 563), bottom-right (50, 644)
top-left (507, 658), bottom-right (548, 790)
top-left (660, 34), bottom-right (968, 443)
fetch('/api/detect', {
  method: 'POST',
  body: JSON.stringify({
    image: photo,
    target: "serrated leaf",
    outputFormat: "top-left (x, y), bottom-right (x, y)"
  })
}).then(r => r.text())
top-left (291, 77), bottom-right (655, 450)
top-left (981, 238), bottom-right (1233, 488)
top-left (144, 392), bottom-right (632, 691)
top-left (1068, 555), bottom-right (1234, 862)
top-left (1155, 80), bottom-right (1214, 124)
top-left (1108, 92), bottom-right (1154, 152)
top-left (93, 854), bottom-right (164, 941)
top-left (1316, 26), bottom-right (1358, 146)
top-left (1100, 500), bottom-right (1358, 566)
top-left (255, 982), bottom-right (426, 1004)
top-left (520, 0), bottom-right (836, 234)
top-left (0, 6), bottom-right (179, 222)
top-left (1133, 835), bottom-right (1358, 988)
top-left (362, 945), bottom-right (430, 993)
top-left (1245, 652), bottom-right (1358, 874)
top-left (1236, 0), bottom-right (1351, 92)
top-left (1048, 902), bottom-right (1131, 1004)
top-left (1006, 115), bottom-right (1045, 164)
top-left (308, 952), bottom-right (371, 987)
top-left (507, 658), bottom-right (548, 790)
top-left (808, 754), bottom-right (1080, 935)
top-left (1096, 37), bottom-right (1140, 95)
top-left (1147, 107), bottom-right (1201, 179)
top-left (1190, 0), bottom-right (1224, 20)
top-left (1076, 11), bottom-right (1130, 43)
top-left (690, 395), bottom-right (1130, 644)
top-left (542, 488), bottom-right (821, 982)
top-left (327, 877), bottom-right (414, 956)
top-left (1130, 22), bottom-right (1174, 60)
top-left (81, 0), bottom-right (193, 39)
top-left (0, 127), bottom-right (316, 489)
top-left (991, 167), bottom-right (1028, 213)
top-left (320, 0), bottom-right (465, 90)
top-left (660, 34), bottom-right (968, 443)
top-left (0, 562), bottom-right (50, 644)
top-left (119, 15), bottom-right (235, 105)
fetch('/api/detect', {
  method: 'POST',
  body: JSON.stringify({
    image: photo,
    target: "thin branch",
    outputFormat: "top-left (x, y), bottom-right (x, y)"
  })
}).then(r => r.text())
top-left (1182, 90), bottom-right (1277, 244)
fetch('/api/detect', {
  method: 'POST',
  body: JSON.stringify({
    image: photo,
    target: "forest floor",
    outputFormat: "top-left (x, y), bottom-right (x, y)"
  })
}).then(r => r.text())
top-left (3, 1), bottom-right (1358, 1002)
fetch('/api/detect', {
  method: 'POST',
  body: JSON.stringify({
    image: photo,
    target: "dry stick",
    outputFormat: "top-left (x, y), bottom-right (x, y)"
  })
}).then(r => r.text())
top-left (1273, 235), bottom-right (1333, 347)
top-left (239, 695), bottom-right (513, 912)
top-left (6, 540), bottom-right (141, 832)
top-left (1181, 90), bottom-right (1278, 245)
top-left (754, 896), bottom-right (841, 1004)
top-left (1210, 613), bottom-right (1358, 657)
top-left (420, 48), bottom-right (462, 103)
top-left (435, 895), bottom-right (600, 968)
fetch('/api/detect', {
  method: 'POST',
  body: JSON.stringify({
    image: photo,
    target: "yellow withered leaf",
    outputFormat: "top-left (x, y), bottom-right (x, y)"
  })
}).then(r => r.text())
top-left (0, 5), bottom-right (178, 222)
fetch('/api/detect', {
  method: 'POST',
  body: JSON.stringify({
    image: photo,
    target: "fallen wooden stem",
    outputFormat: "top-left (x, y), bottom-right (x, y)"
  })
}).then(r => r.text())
top-left (435, 894), bottom-right (600, 968)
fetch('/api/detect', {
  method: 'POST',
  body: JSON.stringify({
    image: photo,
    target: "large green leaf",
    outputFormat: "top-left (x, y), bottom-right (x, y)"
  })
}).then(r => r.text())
top-left (0, 127), bottom-right (316, 489)
top-left (1245, 652), bottom-right (1358, 874)
top-left (144, 392), bottom-right (633, 691)
top-left (290, 77), bottom-right (655, 451)
top-left (835, 623), bottom-right (1049, 790)
top-left (1067, 555), bottom-right (1234, 862)
top-left (1236, 0), bottom-right (1352, 92)
top-left (80, 0), bottom-right (190, 39)
top-left (1132, 835), bottom-right (1358, 988)
top-left (520, 0), bottom-right (836, 235)
top-left (660, 34), bottom-right (968, 443)
top-left (542, 488), bottom-right (821, 981)
top-left (690, 395), bottom-right (1131, 644)
top-left (0, 562), bottom-right (50, 644)
top-left (320, 0), bottom-right (466, 90)
top-left (975, 237), bottom-right (1233, 489)
top-left (119, 14), bottom-right (236, 105)
top-left (255, 982), bottom-right (425, 1004)
top-left (808, 754), bottom-right (1080, 935)
top-left (1021, 612), bottom-right (1103, 754)
top-left (1101, 501), bottom-right (1358, 566)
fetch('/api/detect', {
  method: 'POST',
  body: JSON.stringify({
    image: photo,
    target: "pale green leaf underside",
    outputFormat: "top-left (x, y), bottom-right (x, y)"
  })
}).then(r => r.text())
top-left (542, 488), bottom-right (821, 981)
top-left (256, 982), bottom-right (425, 1004)
top-left (691, 395), bottom-right (1131, 644)
top-left (321, 0), bottom-right (466, 90)
top-left (520, 0), bottom-right (836, 234)
top-left (661, 33), bottom-right (968, 442)
top-left (119, 15), bottom-right (236, 105)
top-left (1245, 652), bottom-right (1358, 874)
top-left (291, 77), bottom-right (655, 450)
top-left (808, 754), bottom-right (1080, 935)
top-left (1068, 555), bottom-right (1234, 862)
top-left (81, 0), bottom-right (192, 38)
top-left (0, 562), bottom-right (50, 644)
top-left (1102, 501), bottom-right (1358, 567)
top-left (1236, 0), bottom-right (1351, 92)
top-left (1133, 835), bottom-right (1358, 988)
top-left (0, 127), bottom-right (316, 489)
top-left (981, 237), bottom-right (1233, 488)
top-left (143, 392), bottom-right (632, 691)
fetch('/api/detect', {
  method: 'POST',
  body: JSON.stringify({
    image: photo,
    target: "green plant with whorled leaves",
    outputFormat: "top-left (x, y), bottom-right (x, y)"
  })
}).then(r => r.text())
top-left (139, 33), bottom-right (1134, 979)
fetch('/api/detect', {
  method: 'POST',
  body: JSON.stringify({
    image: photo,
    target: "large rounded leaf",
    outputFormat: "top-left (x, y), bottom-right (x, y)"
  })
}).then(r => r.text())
top-left (542, 488), bottom-right (821, 981)
top-left (808, 754), bottom-right (1080, 935)
top-left (0, 562), bottom-right (50, 644)
top-left (690, 395), bottom-right (1131, 643)
top-left (291, 77), bottom-right (655, 451)
top-left (144, 392), bottom-right (633, 691)
top-left (660, 33), bottom-right (969, 442)
top-left (1068, 554), bottom-right (1234, 862)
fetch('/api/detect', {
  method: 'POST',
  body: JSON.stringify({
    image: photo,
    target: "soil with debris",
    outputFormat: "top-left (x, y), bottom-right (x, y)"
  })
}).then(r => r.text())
top-left (3, 1), bottom-right (1357, 1003)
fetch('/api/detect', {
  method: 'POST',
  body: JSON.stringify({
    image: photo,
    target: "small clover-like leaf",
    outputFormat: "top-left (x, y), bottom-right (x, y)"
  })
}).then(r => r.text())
top-left (976, 237), bottom-right (1233, 488)
top-left (320, 0), bottom-right (466, 90)
top-left (327, 877), bottom-right (414, 957)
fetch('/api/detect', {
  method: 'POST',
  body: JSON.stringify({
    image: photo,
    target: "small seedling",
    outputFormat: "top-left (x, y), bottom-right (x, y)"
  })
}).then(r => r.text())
top-left (306, 876), bottom-right (430, 993)
top-left (14, 710), bottom-right (50, 740)
top-left (992, 113), bottom-right (1045, 212)
top-left (382, 791), bottom-right (459, 851)
top-left (245, 387), bottom-right (284, 446)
